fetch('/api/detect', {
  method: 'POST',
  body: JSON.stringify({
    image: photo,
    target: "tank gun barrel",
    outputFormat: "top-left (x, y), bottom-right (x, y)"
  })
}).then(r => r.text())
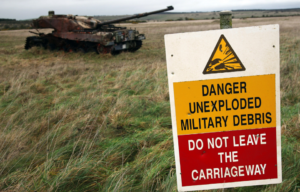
top-left (98, 6), bottom-right (174, 26)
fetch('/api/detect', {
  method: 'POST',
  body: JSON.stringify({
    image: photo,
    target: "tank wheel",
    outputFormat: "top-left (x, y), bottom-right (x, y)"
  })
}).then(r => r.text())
top-left (63, 46), bottom-right (69, 52)
top-left (103, 46), bottom-right (111, 54)
top-left (59, 40), bottom-right (71, 52)
top-left (69, 46), bottom-right (76, 53)
top-left (63, 44), bottom-right (74, 52)
top-left (76, 47), bottom-right (86, 53)
top-left (85, 45), bottom-right (95, 53)
top-left (96, 44), bottom-right (104, 54)
top-left (97, 44), bottom-right (112, 54)
top-left (47, 43), bottom-right (56, 51)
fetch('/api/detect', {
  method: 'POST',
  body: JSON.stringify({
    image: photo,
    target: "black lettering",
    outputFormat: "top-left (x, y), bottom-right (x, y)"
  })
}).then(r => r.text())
top-left (222, 116), bottom-right (228, 127)
top-left (233, 115), bottom-right (239, 126)
top-left (219, 100), bottom-right (225, 111)
top-left (248, 97), bottom-right (254, 109)
top-left (202, 118), bottom-right (207, 129)
top-left (189, 102), bottom-right (195, 113)
top-left (192, 119), bottom-right (198, 129)
top-left (211, 101), bottom-right (218, 112)
top-left (217, 84), bottom-right (224, 95)
top-left (232, 99), bottom-right (239, 110)
top-left (240, 98), bottom-right (247, 109)
top-left (215, 116), bottom-right (222, 127)
top-left (204, 101), bottom-right (210, 112)
top-left (241, 114), bottom-right (247, 125)
top-left (202, 85), bottom-right (209, 96)
top-left (262, 113), bottom-right (265, 123)
top-left (266, 112), bottom-right (272, 123)
top-left (240, 82), bottom-right (246, 93)
top-left (225, 100), bottom-right (231, 111)
top-left (255, 97), bottom-right (261, 108)
top-left (233, 82), bottom-right (239, 93)
top-left (255, 113), bottom-right (261, 124)
top-left (208, 117), bottom-right (214, 128)
top-left (248, 114), bottom-right (254, 125)
top-left (210, 85), bottom-right (216, 96)
top-left (181, 119), bottom-right (189, 130)
top-left (189, 119), bottom-right (192, 129)
top-left (198, 118), bottom-right (201, 129)
top-left (197, 102), bottom-right (203, 113)
top-left (225, 83), bottom-right (232, 94)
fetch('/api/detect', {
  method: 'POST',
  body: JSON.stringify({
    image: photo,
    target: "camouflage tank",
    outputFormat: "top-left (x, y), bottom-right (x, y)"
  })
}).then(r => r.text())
top-left (24, 6), bottom-right (174, 54)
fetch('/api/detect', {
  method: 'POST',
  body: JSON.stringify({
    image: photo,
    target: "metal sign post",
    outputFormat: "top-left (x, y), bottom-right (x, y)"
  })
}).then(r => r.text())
top-left (220, 11), bottom-right (233, 29)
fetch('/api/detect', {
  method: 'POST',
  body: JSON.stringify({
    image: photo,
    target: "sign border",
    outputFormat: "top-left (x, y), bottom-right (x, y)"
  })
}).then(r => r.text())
top-left (164, 25), bottom-right (281, 192)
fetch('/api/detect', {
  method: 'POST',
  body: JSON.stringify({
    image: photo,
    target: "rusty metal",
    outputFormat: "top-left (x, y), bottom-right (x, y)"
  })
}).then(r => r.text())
top-left (25, 6), bottom-right (174, 54)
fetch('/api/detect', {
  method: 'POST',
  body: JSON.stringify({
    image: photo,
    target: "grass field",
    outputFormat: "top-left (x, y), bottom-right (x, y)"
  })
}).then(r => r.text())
top-left (0, 16), bottom-right (299, 191)
top-left (1, 8), bottom-right (300, 31)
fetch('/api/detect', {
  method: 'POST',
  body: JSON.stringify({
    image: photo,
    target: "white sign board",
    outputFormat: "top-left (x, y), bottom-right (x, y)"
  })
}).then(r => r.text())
top-left (165, 25), bottom-right (281, 191)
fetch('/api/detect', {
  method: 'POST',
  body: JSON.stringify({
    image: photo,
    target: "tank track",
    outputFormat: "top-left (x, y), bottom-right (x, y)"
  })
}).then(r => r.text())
top-left (25, 36), bottom-right (143, 54)
top-left (25, 36), bottom-right (42, 50)
top-left (24, 37), bottom-right (31, 50)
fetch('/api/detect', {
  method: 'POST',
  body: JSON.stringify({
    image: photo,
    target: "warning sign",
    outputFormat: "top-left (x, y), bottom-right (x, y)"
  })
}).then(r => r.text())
top-left (203, 35), bottom-right (245, 74)
top-left (174, 74), bottom-right (276, 135)
top-left (179, 128), bottom-right (277, 186)
top-left (174, 75), bottom-right (278, 188)
top-left (165, 25), bottom-right (281, 191)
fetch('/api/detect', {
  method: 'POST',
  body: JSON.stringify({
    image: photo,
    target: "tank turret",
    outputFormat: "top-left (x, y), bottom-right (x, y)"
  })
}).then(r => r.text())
top-left (25, 6), bottom-right (174, 54)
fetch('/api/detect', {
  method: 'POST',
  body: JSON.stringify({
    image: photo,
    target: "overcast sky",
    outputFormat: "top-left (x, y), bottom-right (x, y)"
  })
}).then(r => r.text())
top-left (1, 0), bottom-right (300, 20)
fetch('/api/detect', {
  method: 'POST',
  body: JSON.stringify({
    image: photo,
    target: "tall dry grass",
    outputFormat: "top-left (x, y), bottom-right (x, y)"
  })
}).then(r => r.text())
top-left (0, 16), bottom-right (299, 192)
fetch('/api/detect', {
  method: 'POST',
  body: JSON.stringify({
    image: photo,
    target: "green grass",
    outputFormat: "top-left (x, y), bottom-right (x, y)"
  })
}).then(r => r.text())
top-left (0, 17), bottom-right (300, 191)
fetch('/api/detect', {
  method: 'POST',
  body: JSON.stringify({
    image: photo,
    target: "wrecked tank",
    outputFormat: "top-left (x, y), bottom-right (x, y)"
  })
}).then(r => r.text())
top-left (24, 6), bottom-right (174, 54)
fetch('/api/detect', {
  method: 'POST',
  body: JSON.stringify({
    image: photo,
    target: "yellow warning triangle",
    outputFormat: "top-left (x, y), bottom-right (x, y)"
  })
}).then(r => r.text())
top-left (203, 35), bottom-right (245, 74)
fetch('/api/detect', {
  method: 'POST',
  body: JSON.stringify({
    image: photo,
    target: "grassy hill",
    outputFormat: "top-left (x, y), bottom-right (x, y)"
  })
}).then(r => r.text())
top-left (1, 8), bottom-right (300, 30)
top-left (0, 17), bottom-right (300, 191)
top-left (94, 8), bottom-right (300, 21)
